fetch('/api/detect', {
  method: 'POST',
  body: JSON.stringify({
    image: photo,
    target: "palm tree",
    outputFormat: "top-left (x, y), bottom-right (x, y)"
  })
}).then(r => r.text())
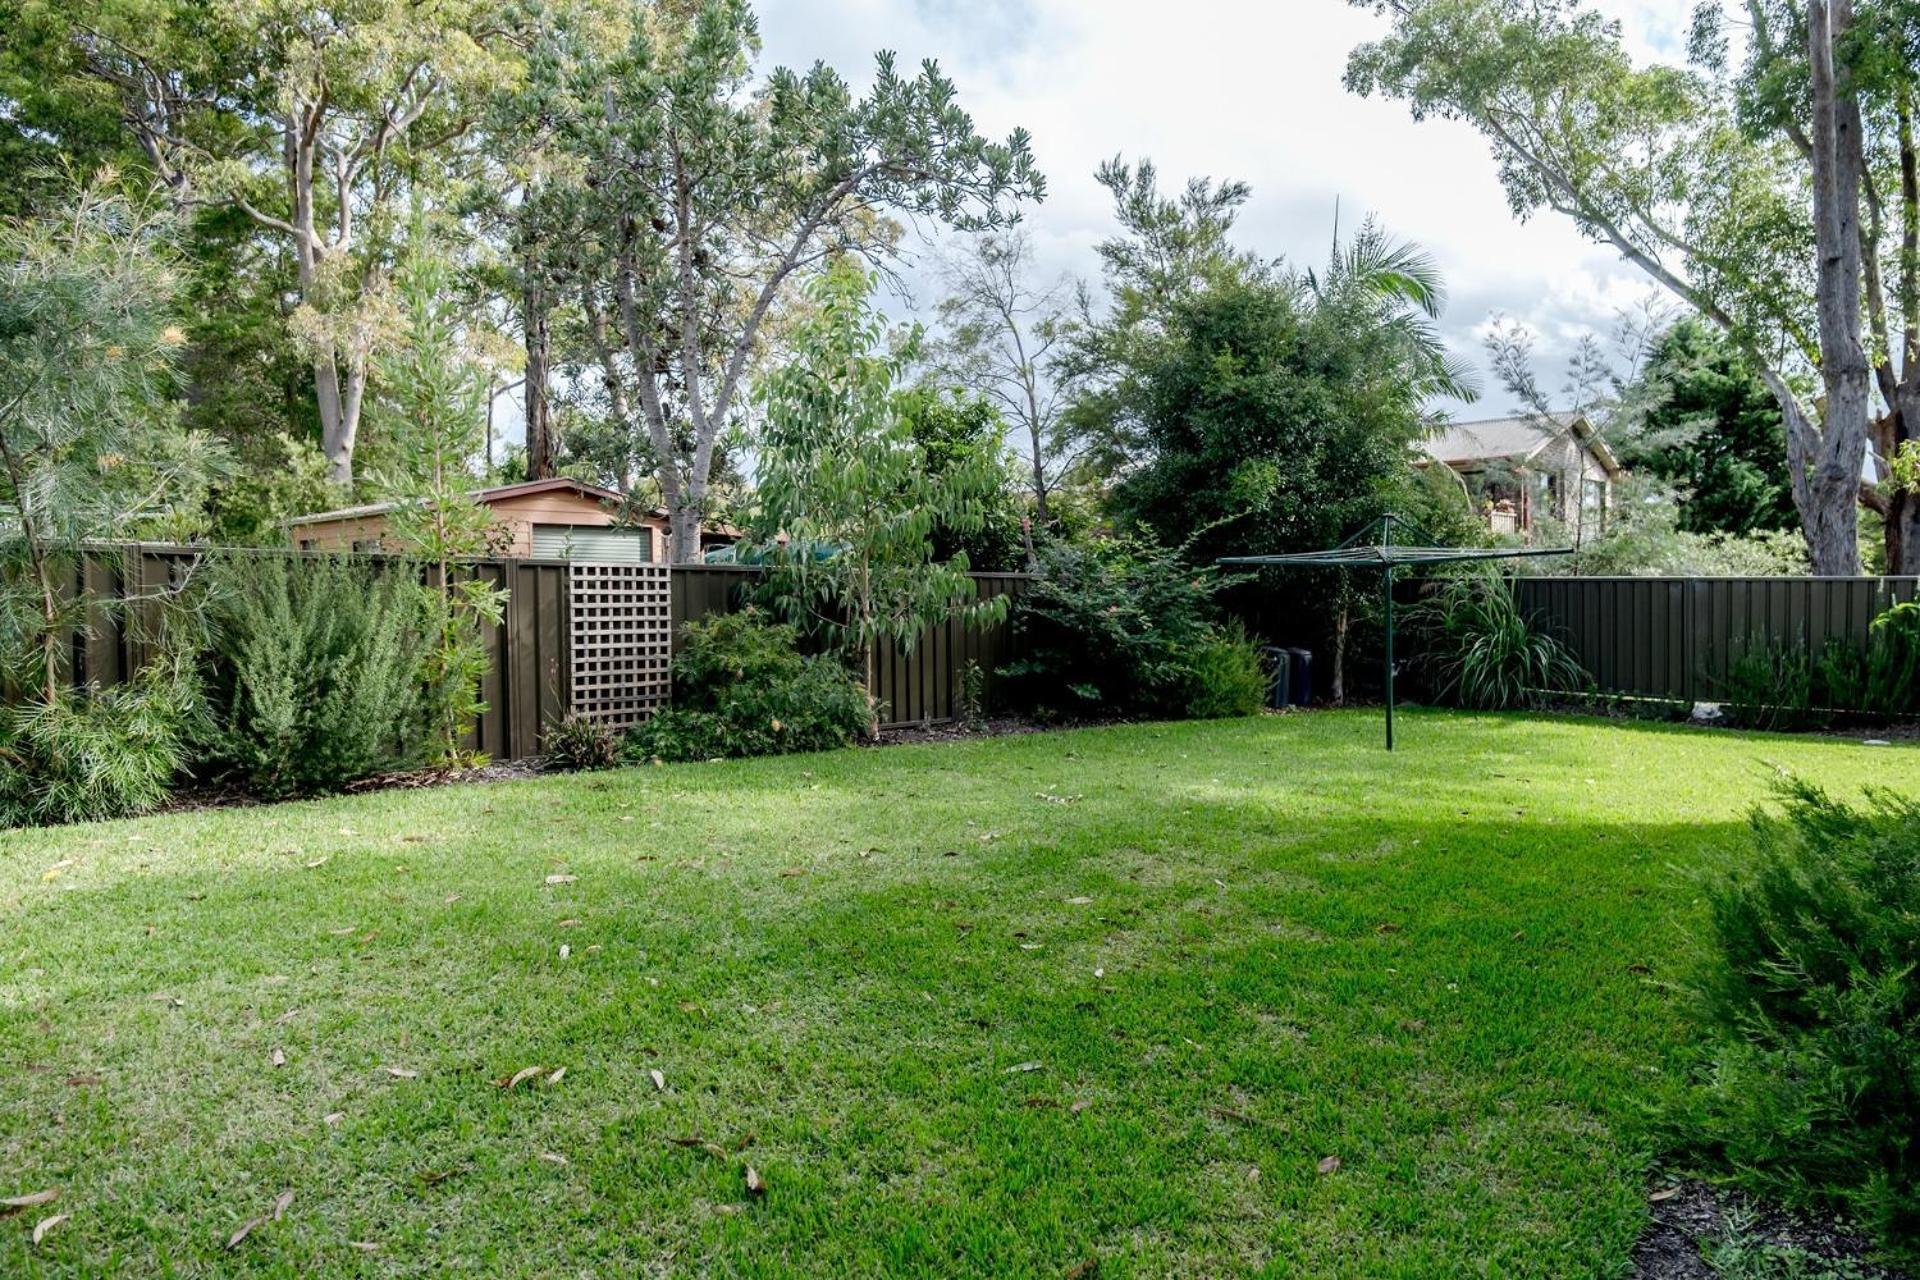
top-left (1306, 214), bottom-right (1480, 405)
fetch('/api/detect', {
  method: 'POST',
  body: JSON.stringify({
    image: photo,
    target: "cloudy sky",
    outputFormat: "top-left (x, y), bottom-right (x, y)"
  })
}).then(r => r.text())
top-left (749, 0), bottom-right (1698, 421)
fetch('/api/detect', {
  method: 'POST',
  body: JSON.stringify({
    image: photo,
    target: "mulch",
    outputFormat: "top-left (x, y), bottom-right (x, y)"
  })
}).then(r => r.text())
top-left (1632, 1179), bottom-right (1908, 1279)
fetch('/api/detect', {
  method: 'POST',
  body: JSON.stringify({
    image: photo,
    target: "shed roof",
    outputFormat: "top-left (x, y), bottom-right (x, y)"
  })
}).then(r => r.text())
top-left (289, 478), bottom-right (657, 527)
top-left (1423, 412), bottom-right (1622, 477)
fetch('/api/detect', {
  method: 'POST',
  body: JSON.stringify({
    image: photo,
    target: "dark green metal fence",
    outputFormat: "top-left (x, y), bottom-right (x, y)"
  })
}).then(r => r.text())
top-left (1515, 576), bottom-right (1920, 703)
top-left (51, 549), bottom-right (1028, 755)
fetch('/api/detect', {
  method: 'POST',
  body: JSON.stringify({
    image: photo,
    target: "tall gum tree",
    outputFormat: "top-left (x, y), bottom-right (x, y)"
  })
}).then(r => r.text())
top-left (37, 0), bottom-right (514, 491)
top-left (1347, 0), bottom-right (1919, 574)
top-left (544, 0), bottom-right (1043, 561)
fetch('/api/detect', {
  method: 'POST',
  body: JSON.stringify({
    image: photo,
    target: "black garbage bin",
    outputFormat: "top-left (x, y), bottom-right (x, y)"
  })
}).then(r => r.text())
top-left (1283, 647), bottom-right (1314, 706)
top-left (1260, 647), bottom-right (1292, 709)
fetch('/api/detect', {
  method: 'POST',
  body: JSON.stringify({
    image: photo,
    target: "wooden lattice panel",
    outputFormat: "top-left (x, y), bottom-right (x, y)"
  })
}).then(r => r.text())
top-left (568, 563), bottom-right (673, 728)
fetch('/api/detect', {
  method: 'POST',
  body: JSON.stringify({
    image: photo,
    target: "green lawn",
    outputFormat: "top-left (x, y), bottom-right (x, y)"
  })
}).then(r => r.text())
top-left (1, 711), bottom-right (1911, 1277)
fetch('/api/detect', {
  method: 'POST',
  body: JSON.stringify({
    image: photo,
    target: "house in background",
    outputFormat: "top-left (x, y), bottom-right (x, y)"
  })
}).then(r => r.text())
top-left (1417, 412), bottom-right (1623, 541)
top-left (287, 478), bottom-right (735, 563)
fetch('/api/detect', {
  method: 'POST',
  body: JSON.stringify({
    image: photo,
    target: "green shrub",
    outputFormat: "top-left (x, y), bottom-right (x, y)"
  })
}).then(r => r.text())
top-left (198, 553), bottom-right (441, 796)
top-left (626, 610), bottom-right (868, 762)
top-left (1004, 536), bottom-right (1224, 718)
top-left (1672, 781), bottom-right (1920, 1256)
top-left (1718, 641), bottom-right (1819, 731)
top-left (543, 712), bottom-right (621, 772)
top-left (1416, 572), bottom-right (1586, 710)
top-left (0, 663), bottom-right (197, 828)
top-left (1817, 602), bottom-right (1920, 720)
top-left (1182, 624), bottom-right (1269, 719)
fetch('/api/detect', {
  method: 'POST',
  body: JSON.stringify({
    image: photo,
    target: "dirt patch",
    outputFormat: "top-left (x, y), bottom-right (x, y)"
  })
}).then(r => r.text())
top-left (868, 716), bottom-right (1121, 746)
top-left (1632, 1180), bottom-right (1907, 1279)
top-left (162, 760), bottom-right (544, 814)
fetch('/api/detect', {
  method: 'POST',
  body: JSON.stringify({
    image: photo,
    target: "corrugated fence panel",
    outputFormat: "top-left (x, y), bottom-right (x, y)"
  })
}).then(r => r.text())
top-left (54, 551), bottom-right (1031, 752)
top-left (1517, 576), bottom-right (1920, 704)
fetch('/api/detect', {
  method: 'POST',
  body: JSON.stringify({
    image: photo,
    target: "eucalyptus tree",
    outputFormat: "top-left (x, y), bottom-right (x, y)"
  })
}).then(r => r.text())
top-left (31, 0), bottom-right (516, 492)
top-left (929, 229), bottom-right (1081, 523)
top-left (1348, 0), bottom-right (1920, 575)
top-left (545, 0), bottom-right (1043, 560)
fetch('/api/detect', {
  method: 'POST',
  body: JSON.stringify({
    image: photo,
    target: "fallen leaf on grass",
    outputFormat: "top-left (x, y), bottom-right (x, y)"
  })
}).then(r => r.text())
top-left (777, 866), bottom-right (807, 878)
top-left (496, 1065), bottom-right (545, 1091)
top-left (546, 1066), bottom-right (566, 1086)
top-left (1069, 1099), bottom-right (1093, 1114)
top-left (382, 1066), bottom-right (419, 1079)
top-left (1003, 1061), bottom-right (1043, 1075)
top-left (1064, 896), bottom-right (1093, 905)
top-left (65, 1074), bottom-right (100, 1088)
top-left (416, 1168), bottom-right (463, 1187)
top-left (225, 1217), bottom-right (265, 1250)
top-left (649, 1069), bottom-right (666, 1092)
top-left (444, 894), bottom-right (462, 905)
top-left (272, 1190), bottom-right (293, 1221)
top-left (270, 1048), bottom-right (286, 1068)
top-left (2, 1189), bottom-right (59, 1212)
top-left (1649, 1186), bottom-right (1681, 1203)
top-left (323, 1112), bottom-right (345, 1126)
top-left (556, 919), bottom-right (580, 928)
top-left (559, 944), bottom-right (571, 960)
top-left (1316, 1155), bottom-right (1342, 1175)
top-left (539, 1152), bottom-right (567, 1166)
top-left (31, 1213), bottom-right (69, 1245)
top-left (147, 993), bottom-right (182, 1008)
top-left (349, 1241), bottom-right (380, 1252)
top-left (744, 1166), bottom-right (765, 1196)
top-left (1065, 1258), bottom-right (1099, 1279)
top-left (544, 874), bottom-right (577, 885)
top-left (304, 858), bottom-right (329, 870)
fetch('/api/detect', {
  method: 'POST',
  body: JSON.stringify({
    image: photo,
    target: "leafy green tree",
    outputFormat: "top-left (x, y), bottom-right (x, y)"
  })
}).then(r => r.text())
top-left (545, 0), bottom-right (1043, 560)
top-left (370, 229), bottom-right (510, 762)
top-left (1059, 156), bottom-right (1261, 479)
top-left (1622, 319), bottom-right (1801, 537)
top-left (1345, 0), bottom-right (1920, 575)
top-left (0, 183), bottom-right (203, 705)
top-left (751, 264), bottom-right (1009, 735)
top-left (33, 0), bottom-right (517, 491)
top-left (896, 386), bottom-right (1028, 572)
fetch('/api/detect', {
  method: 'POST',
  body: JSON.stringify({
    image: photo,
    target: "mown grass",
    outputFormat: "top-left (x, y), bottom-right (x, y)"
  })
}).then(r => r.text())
top-left (1, 710), bottom-right (1911, 1277)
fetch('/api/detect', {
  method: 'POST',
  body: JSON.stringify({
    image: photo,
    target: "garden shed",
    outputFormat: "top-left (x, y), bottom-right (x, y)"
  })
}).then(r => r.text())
top-left (287, 478), bottom-right (692, 562)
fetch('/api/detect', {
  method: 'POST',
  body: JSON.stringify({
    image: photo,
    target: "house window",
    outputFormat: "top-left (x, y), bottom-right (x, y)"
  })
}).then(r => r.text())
top-left (1582, 478), bottom-right (1608, 536)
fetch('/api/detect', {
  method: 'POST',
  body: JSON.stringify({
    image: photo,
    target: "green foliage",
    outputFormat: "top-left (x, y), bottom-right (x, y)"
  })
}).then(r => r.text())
top-left (1004, 536), bottom-right (1226, 718)
top-left (198, 553), bottom-right (441, 796)
top-left (1415, 572), bottom-right (1586, 710)
top-left (1071, 172), bottom-right (1452, 572)
top-left (0, 181), bottom-right (205, 704)
top-left (1180, 624), bottom-right (1269, 720)
top-left (0, 660), bottom-right (197, 828)
top-left (1674, 780), bottom-right (1920, 1256)
top-left (752, 264), bottom-right (1009, 730)
top-left (1717, 604), bottom-right (1920, 728)
top-left (542, 712), bottom-right (621, 773)
top-left (370, 228), bottom-right (510, 762)
top-left (1814, 603), bottom-right (1920, 720)
top-left (1619, 319), bottom-right (1799, 537)
top-left (1718, 642), bottom-right (1819, 731)
top-left (895, 385), bottom-right (1028, 572)
top-left (1539, 476), bottom-right (1811, 578)
top-left (625, 609), bottom-right (868, 762)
